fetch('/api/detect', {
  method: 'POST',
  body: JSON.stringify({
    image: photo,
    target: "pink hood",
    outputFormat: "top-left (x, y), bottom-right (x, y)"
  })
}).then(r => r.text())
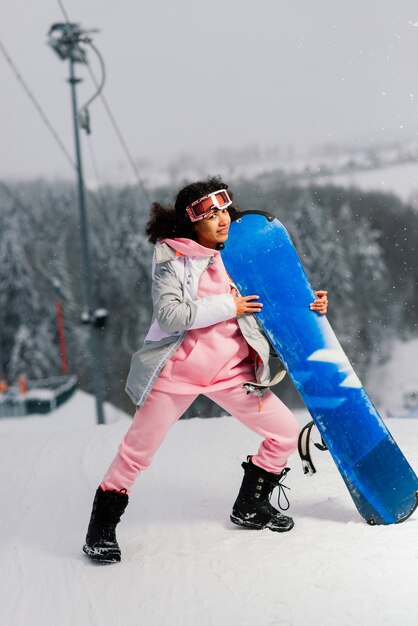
top-left (162, 238), bottom-right (220, 259)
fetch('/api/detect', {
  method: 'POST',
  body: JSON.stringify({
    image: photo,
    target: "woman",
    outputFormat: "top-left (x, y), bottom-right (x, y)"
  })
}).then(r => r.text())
top-left (83, 176), bottom-right (328, 563)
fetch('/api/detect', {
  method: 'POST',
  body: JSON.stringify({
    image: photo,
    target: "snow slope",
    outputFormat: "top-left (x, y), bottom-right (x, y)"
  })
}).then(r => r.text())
top-left (1, 390), bottom-right (418, 626)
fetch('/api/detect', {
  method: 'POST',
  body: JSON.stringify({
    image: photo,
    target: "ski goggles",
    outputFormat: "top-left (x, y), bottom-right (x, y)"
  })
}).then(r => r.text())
top-left (185, 189), bottom-right (232, 222)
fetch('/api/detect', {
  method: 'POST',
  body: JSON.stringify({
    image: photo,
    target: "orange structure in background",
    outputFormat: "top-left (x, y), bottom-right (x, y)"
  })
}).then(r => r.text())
top-left (18, 375), bottom-right (27, 396)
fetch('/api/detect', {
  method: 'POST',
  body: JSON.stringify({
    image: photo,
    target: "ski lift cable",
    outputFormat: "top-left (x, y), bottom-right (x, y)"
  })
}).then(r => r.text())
top-left (86, 135), bottom-right (105, 197)
top-left (84, 58), bottom-right (151, 205)
top-left (54, 0), bottom-right (111, 208)
top-left (0, 37), bottom-right (76, 169)
top-left (56, 0), bottom-right (71, 23)
top-left (79, 40), bottom-right (106, 119)
top-left (85, 134), bottom-right (112, 222)
top-left (0, 37), bottom-right (109, 216)
top-left (56, 0), bottom-right (151, 206)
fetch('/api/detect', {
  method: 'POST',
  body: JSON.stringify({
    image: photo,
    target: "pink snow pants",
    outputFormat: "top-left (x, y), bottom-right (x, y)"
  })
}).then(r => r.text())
top-left (100, 385), bottom-right (300, 494)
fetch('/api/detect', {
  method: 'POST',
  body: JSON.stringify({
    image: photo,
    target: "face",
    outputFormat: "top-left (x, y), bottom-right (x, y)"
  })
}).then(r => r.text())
top-left (193, 208), bottom-right (231, 249)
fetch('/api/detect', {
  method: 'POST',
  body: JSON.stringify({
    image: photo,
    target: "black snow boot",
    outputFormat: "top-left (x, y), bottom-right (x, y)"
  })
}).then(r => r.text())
top-left (83, 487), bottom-right (129, 563)
top-left (230, 458), bottom-right (294, 532)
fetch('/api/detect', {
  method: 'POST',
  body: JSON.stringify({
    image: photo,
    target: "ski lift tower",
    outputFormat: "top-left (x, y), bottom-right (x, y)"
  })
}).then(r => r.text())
top-left (48, 22), bottom-right (106, 425)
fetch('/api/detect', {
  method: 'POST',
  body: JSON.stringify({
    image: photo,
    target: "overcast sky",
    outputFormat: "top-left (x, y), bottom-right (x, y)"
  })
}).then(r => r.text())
top-left (1, 0), bottom-right (418, 182)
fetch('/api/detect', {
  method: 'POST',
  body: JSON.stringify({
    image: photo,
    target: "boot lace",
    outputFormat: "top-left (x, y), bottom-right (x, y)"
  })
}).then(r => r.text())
top-left (276, 468), bottom-right (291, 511)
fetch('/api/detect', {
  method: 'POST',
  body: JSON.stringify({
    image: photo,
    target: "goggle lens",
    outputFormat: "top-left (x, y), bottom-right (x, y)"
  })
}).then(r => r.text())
top-left (186, 190), bottom-right (232, 222)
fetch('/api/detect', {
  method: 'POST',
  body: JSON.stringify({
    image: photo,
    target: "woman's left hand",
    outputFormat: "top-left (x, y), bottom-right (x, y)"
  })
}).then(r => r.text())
top-left (310, 290), bottom-right (328, 315)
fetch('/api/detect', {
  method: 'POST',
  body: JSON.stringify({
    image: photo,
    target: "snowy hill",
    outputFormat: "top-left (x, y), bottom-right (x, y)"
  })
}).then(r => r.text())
top-left (299, 160), bottom-right (418, 203)
top-left (1, 388), bottom-right (418, 626)
top-left (122, 140), bottom-right (418, 204)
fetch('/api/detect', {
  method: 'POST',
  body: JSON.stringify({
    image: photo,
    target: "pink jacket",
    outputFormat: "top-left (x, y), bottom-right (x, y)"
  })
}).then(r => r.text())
top-left (154, 238), bottom-right (254, 393)
top-left (125, 238), bottom-right (286, 407)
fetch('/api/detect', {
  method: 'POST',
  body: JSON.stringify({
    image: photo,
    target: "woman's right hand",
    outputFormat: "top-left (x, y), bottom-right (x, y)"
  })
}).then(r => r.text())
top-left (231, 288), bottom-right (263, 316)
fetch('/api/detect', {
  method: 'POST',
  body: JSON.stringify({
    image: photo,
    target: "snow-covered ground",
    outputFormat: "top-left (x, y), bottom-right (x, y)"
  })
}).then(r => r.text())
top-left (1, 382), bottom-right (418, 626)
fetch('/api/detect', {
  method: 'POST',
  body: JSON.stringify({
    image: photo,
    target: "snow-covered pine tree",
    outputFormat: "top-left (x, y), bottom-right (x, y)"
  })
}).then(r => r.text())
top-left (29, 181), bottom-right (84, 377)
top-left (335, 202), bottom-right (389, 372)
top-left (0, 200), bottom-right (57, 381)
top-left (86, 185), bottom-right (153, 405)
top-left (288, 190), bottom-right (357, 343)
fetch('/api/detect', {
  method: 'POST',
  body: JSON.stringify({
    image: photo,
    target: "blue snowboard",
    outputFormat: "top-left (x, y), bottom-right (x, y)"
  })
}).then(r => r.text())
top-left (222, 211), bottom-right (418, 525)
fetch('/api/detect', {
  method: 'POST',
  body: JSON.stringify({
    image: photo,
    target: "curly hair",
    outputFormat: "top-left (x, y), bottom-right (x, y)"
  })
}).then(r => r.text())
top-left (145, 175), bottom-right (238, 244)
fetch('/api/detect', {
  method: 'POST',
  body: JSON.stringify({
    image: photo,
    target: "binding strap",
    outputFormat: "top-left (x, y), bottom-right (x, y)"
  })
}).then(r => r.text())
top-left (297, 420), bottom-right (328, 476)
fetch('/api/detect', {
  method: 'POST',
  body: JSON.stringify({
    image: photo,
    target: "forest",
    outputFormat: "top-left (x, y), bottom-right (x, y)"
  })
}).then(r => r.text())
top-left (0, 175), bottom-right (416, 416)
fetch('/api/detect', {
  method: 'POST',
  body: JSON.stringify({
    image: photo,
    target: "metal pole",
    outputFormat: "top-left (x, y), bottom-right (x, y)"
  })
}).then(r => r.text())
top-left (68, 56), bottom-right (105, 425)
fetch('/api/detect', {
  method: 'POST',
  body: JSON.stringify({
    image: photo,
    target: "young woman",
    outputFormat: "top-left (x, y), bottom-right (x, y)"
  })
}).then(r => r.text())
top-left (83, 176), bottom-right (328, 563)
